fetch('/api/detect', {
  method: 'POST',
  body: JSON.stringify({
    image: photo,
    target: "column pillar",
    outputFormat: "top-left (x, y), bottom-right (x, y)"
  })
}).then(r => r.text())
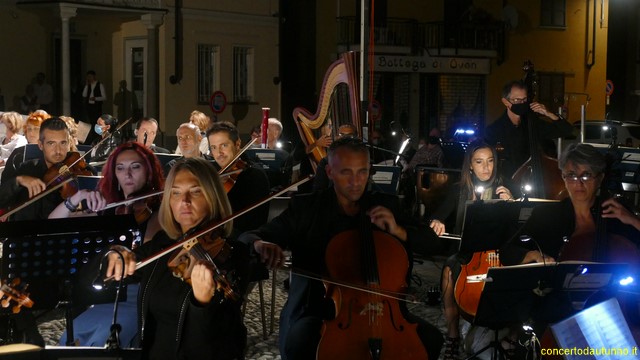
top-left (141, 13), bottom-right (164, 122)
top-left (59, 5), bottom-right (77, 116)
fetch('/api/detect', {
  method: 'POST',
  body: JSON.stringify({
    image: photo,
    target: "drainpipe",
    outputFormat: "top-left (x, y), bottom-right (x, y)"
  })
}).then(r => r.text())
top-left (170, 0), bottom-right (183, 84)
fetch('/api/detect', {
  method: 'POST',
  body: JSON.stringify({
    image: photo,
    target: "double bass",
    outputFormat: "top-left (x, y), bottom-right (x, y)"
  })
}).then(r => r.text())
top-left (511, 60), bottom-right (566, 200)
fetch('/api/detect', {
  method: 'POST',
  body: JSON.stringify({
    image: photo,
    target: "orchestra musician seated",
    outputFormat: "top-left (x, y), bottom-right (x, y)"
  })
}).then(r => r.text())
top-left (0, 117), bottom-right (96, 221)
top-left (134, 117), bottom-right (171, 154)
top-left (165, 122), bottom-right (213, 174)
top-left (499, 143), bottom-right (640, 342)
top-left (239, 137), bottom-right (444, 360)
top-left (429, 141), bottom-right (513, 359)
top-left (52, 141), bottom-right (166, 347)
top-left (206, 121), bottom-right (270, 234)
top-left (103, 158), bottom-right (249, 359)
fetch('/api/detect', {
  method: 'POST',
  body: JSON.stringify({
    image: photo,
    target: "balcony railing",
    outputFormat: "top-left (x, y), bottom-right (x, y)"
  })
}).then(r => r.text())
top-left (18, 0), bottom-right (162, 9)
top-left (337, 16), bottom-right (505, 62)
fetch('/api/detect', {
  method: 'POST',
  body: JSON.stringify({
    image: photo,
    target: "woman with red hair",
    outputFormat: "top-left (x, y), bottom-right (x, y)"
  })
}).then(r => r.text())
top-left (50, 142), bottom-right (165, 347)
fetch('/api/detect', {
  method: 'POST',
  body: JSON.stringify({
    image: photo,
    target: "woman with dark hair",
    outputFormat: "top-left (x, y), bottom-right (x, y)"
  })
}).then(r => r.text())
top-left (90, 114), bottom-right (123, 162)
top-left (431, 141), bottom-right (513, 359)
top-left (52, 141), bottom-right (165, 347)
top-left (499, 143), bottom-right (640, 341)
top-left (104, 158), bottom-right (249, 359)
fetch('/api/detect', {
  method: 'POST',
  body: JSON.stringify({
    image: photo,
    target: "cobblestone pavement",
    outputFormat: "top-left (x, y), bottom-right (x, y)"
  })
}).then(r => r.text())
top-left (35, 256), bottom-right (455, 360)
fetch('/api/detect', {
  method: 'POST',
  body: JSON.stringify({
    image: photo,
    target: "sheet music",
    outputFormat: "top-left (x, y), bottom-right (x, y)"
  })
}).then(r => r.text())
top-left (550, 298), bottom-right (638, 359)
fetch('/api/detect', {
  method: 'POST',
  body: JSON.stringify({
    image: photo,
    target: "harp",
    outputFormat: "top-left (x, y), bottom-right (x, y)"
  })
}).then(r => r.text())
top-left (293, 51), bottom-right (362, 171)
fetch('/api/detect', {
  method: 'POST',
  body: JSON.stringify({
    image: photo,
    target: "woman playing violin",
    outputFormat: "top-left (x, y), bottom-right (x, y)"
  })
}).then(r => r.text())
top-left (500, 143), bottom-right (640, 340)
top-left (432, 141), bottom-right (513, 359)
top-left (105, 158), bottom-right (249, 360)
top-left (50, 141), bottom-right (165, 243)
top-left (52, 141), bottom-right (166, 347)
top-left (0, 117), bottom-right (90, 221)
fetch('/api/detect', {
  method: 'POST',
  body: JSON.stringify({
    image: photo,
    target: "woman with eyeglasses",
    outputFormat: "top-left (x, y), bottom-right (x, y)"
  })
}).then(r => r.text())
top-left (500, 143), bottom-right (640, 343)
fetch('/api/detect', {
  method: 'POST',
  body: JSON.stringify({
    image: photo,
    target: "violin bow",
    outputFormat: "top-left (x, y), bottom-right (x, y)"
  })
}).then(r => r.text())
top-left (0, 177), bottom-right (74, 222)
top-left (99, 190), bottom-right (164, 212)
top-left (100, 175), bottom-right (313, 282)
top-left (218, 137), bottom-right (257, 174)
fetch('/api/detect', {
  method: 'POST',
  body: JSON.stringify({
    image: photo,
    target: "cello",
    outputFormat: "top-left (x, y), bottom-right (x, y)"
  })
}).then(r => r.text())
top-left (316, 211), bottom-right (428, 359)
top-left (511, 60), bottom-right (566, 200)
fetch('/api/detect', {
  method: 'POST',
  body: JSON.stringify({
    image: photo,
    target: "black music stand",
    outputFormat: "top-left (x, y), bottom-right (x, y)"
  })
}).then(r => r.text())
top-left (0, 215), bottom-right (139, 346)
top-left (468, 262), bottom-right (629, 359)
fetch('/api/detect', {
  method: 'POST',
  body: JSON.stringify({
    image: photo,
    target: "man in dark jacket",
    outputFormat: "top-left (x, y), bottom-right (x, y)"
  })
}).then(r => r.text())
top-left (239, 137), bottom-right (443, 359)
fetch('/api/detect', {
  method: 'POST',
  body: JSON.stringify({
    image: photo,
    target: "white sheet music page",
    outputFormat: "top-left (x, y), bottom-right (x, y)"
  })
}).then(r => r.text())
top-left (550, 298), bottom-right (638, 359)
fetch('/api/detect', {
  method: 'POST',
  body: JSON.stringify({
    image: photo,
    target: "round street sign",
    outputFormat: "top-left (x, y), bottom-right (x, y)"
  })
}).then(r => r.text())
top-left (605, 80), bottom-right (614, 96)
top-left (209, 91), bottom-right (227, 114)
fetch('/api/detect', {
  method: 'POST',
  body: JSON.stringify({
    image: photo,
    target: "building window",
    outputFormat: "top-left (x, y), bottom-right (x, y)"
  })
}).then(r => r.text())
top-left (233, 46), bottom-right (254, 102)
top-left (197, 44), bottom-right (219, 104)
top-left (540, 0), bottom-right (566, 28)
top-left (536, 72), bottom-right (565, 112)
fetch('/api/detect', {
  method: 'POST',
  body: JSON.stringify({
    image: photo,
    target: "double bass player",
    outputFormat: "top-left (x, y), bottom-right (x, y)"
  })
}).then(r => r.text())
top-left (239, 137), bottom-right (443, 359)
top-left (485, 80), bottom-right (573, 187)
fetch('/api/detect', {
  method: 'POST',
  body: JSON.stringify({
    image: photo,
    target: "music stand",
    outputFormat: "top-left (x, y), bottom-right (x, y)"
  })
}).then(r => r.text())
top-left (370, 164), bottom-right (401, 195)
top-left (469, 262), bottom-right (629, 359)
top-left (457, 200), bottom-right (552, 253)
top-left (0, 215), bottom-right (139, 346)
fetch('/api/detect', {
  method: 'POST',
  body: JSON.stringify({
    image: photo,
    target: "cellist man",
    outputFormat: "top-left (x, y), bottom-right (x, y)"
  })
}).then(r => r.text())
top-left (484, 80), bottom-right (573, 185)
top-left (0, 117), bottom-right (93, 221)
top-left (239, 137), bottom-right (444, 359)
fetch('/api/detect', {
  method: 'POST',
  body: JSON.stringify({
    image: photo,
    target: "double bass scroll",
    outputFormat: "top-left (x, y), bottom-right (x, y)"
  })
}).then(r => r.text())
top-left (293, 52), bottom-right (362, 171)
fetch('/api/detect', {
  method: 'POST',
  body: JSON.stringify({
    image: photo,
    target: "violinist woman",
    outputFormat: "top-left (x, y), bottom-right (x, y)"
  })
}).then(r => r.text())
top-left (0, 117), bottom-right (84, 221)
top-left (53, 141), bottom-right (165, 347)
top-left (50, 141), bottom-right (165, 243)
top-left (431, 141), bottom-right (513, 359)
top-left (500, 143), bottom-right (640, 340)
top-left (105, 157), bottom-right (249, 359)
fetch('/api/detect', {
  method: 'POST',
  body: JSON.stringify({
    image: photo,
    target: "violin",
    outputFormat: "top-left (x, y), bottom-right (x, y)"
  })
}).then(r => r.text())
top-left (43, 151), bottom-right (93, 199)
top-left (221, 159), bottom-right (247, 193)
top-left (0, 278), bottom-right (34, 314)
top-left (111, 190), bottom-right (162, 224)
top-left (166, 229), bottom-right (239, 300)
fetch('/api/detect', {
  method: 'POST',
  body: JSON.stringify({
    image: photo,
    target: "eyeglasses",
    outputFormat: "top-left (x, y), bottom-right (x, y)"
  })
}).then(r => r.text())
top-left (508, 97), bottom-right (528, 104)
top-left (562, 172), bottom-right (599, 183)
top-left (177, 135), bottom-right (194, 142)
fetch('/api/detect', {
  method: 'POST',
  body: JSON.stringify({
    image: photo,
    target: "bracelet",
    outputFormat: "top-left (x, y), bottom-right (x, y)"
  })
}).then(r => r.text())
top-left (64, 197), bottom-right (78, 212)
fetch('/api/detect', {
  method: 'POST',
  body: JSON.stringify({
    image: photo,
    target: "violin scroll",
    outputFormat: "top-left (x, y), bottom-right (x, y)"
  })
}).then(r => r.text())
top-left (0, 278), bottom-right (34, 314)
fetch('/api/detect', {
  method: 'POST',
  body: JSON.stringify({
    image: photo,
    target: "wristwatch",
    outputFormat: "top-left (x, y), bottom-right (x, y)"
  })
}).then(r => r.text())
top-left (64, 197), bottom-right (78, 212)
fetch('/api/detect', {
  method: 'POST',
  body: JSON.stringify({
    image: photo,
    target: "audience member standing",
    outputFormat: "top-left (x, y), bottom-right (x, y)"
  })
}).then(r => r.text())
top-left (113, 80), bottom-right (138, 123)
top-left (33, 72), bottom-right (54, 113)
top-left (20, 84), bottom-right (38, 115)
top-left (82, 70), bottom-right (106, 143)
